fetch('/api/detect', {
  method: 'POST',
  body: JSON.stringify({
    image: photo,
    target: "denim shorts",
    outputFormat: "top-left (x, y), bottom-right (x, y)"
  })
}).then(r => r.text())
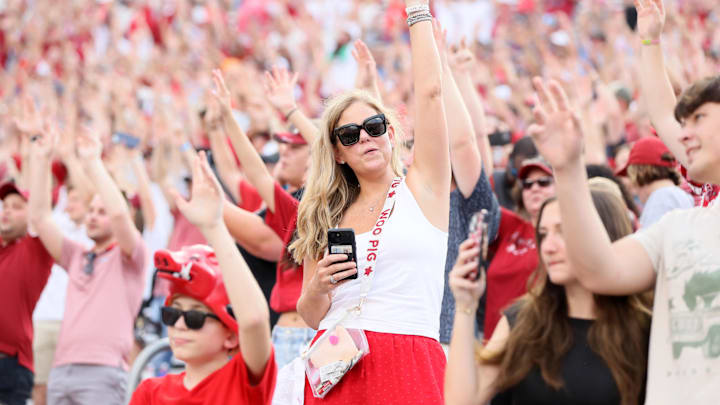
top-left (271, 326), bottom-right (316, 368)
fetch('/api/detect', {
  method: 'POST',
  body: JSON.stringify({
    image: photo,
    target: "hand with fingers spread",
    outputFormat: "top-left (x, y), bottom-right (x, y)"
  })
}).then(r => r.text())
top-left (351, 40), bottom-right (379, 93)
top-left (76, 127), bottom-right (103, 161)
top-left (449, 238), bottom-right (486, 311)
top-left (174, 151), bottom-right (224, 230)
top-left (263, 66), bottom-right (299, 118)
top-left (211, 68), bottom-right (233, 113)
top-left (527, 77), bottom-right (584, 171)
top-left (309, 253), bottom-right (358, 296)
top-left (635, 0), bottom-right (665, 43)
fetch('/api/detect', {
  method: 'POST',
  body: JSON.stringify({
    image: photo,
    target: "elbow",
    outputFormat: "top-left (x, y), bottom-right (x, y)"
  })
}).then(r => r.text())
top-left (417, 82), bottom-right (443, 101)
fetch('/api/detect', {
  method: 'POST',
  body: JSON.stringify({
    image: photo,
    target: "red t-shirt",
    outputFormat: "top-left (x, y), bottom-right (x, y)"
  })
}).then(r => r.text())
top-left (484, 208), bottom-right (538, 339)
top-left (129, 350), bottom-right (277, 405)
top-left (238, 179), bottom-right (264, 213)
top-left (0, 236), bottom-right (53, 371)
top-left (265, 183), bottom-right (303, 314)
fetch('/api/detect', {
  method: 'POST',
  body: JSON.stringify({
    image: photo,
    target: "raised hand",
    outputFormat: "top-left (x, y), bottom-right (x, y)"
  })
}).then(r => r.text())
top-left (263, 66), bottom-right (299, 117)
top-left (351, 40), bottom-right (379, 92)
top-left (527, 77), bottom-right (584, 171)
top-left (635, 0), bottom-right (665, 42)
top-left (174, 151), bottom-right (224, 230)
top-left (29, 123), bottom-right (57, 159)
top-left (15, 95), bottom-right (44, 136)
top-left (211, 68), bottom-right (233, 112)
top-left (448, 238), bottom-right (485, 310)
top-left (76, 126), bottom-right (103, 161)
top-left (449, 38), bottom-right (475, 73)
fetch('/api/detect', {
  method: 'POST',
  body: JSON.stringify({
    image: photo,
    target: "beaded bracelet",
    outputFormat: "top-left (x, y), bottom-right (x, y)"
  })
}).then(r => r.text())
top-left (407, 12), bottom-right (432, 28)
top-left (641, 38), bottom-right (660, 46)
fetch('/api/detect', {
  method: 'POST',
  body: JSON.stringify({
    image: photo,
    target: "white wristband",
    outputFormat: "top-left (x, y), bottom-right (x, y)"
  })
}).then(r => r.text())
top-left (405, 4), bottom-right (430, 15)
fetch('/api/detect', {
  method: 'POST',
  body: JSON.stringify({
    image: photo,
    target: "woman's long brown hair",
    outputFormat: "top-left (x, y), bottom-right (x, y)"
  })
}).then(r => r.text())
top-left (483, 191), bottom-right (651, 405)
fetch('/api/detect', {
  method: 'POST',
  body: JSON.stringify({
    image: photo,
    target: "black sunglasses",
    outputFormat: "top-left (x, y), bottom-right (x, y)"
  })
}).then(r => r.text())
top-left (332, 114), bottom-right (388, 146)
top-left (521, 177), bottom-right (554, 190)
top-left (161, 306), bottom-right (221, 330)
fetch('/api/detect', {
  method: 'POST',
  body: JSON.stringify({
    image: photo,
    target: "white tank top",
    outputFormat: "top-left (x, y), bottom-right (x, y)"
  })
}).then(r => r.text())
top-left (318, 180), bottom-right (448, 340)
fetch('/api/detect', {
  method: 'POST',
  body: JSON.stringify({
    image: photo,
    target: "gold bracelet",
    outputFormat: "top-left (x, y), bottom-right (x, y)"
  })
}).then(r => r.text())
top-left (457, 306), bottom-right (475, 316)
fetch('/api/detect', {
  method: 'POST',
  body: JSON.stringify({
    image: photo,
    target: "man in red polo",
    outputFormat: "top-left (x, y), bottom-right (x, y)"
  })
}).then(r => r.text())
top-left (0, 181), bottom-right (54, 405)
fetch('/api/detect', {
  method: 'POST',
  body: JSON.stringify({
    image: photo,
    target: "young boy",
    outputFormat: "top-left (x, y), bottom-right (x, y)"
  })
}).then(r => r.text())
top-left (129, 152), bottom-right (276, 404)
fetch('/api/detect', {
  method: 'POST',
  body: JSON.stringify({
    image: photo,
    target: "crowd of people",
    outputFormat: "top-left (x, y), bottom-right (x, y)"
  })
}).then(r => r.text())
top-left (1, 0), bottom-right (719, 404)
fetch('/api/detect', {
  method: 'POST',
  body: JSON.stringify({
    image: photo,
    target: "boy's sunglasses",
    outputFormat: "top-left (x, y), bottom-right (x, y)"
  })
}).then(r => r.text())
top-left (161, 306), bottom-right (220, 330)
top-left (521, 177), bottom-right (554, 190)
top-left (332, 114), bottom-right (388, 146)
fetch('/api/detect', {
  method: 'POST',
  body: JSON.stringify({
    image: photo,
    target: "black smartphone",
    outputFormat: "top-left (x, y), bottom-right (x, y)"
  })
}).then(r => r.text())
top-left (327, 228), bottom-right (358, 280)
top-left (467, 209), bottom-right (490, 281)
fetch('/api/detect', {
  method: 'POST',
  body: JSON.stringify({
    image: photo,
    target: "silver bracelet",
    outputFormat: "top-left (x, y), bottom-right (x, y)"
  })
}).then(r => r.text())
top-left (405, 4), bottom-right (430, 15)
top-left (407, 12), bottom-right (432, 27)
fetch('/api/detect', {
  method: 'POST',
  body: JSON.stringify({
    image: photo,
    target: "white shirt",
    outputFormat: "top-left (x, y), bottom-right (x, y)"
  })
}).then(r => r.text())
top-left (319, 180), bottom-right (448, 340)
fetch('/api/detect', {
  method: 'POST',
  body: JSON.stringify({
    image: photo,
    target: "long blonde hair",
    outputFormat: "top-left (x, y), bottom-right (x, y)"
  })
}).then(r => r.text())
top-left (290, 90), bottom-right (404, 263)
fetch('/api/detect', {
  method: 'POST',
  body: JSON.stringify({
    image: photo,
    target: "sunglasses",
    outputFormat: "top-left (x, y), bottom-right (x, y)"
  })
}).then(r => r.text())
top-left (332, 114), bottom-right (388, 146)
top-left (161, 306), bottom-right (220, 330)
top-left (521, 177), bottom-right (554, 190)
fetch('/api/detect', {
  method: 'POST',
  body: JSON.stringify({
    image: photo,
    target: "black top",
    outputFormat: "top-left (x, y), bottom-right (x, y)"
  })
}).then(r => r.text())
top-left (491, 309), bottom-right (622, 405)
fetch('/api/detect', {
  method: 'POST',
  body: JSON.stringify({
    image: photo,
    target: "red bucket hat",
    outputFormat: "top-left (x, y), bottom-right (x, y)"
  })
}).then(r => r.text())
top-left (154, 245), bottom-right (237, 332)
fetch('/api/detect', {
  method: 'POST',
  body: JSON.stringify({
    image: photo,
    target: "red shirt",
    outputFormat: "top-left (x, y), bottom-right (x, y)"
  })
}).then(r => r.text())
top-left (238, 179), bottom-right (264, 213)
top-left (265, 183), bottom-right (303, 314)
top-left (129, 350), bottom-right (277, 405)
top-left (484, 208), bottom-right (537, 339)
top-left (0, 236), bottom-right (53, 371)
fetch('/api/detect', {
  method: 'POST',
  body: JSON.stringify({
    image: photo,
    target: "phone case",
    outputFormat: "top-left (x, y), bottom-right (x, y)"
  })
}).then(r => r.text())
top-left (328, 228), bottom-right (358, 280)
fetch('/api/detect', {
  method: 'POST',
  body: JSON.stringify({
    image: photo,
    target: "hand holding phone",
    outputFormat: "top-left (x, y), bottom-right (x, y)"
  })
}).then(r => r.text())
top-left (327, 228), bottom-right (358, 280)
top-left (467, 209), bottom-right (490, 281)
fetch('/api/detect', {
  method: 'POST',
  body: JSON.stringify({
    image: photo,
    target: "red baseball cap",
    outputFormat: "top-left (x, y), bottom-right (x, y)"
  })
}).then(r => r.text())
top-left (518, 157), bottom-right (553, 180)
top-left (615, 137), bottom-right (675, 177)
top-left (0, 182), bottom-right (29, 201)
top-left (274, 131), bottom-right (307, 145)
top-left (154, 245), bottom-right (238, 333)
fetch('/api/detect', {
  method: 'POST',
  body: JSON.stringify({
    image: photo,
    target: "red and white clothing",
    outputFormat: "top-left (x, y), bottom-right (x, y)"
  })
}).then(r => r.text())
top-left (307, 179), bottom-right (448, 404)
top-left (0, 236), bottom-right (53, 372)
top-left (129, 350), bottom-right (277, 405)
top-left (238, 179), bottom-right (264, 213)
top-left (484, 208), bottom-right (537, 340)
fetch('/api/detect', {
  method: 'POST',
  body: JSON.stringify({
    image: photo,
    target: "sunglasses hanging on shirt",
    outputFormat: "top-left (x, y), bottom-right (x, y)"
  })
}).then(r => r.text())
top-left (332, 114), bottom-right (388, 146)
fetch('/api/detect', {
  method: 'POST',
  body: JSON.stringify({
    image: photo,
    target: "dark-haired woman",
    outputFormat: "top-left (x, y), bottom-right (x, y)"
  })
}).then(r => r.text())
top-left (445, 190), bottom-right (651, 405)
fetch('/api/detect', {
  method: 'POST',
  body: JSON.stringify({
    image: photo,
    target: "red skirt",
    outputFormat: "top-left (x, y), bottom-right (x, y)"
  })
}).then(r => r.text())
top-left (304, 331), bottom-right (446, 405)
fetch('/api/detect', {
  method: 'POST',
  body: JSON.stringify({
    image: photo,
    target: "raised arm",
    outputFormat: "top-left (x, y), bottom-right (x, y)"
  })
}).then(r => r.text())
top-left (445, 238), bottom-right (503, 405)
top-left (205, 104), bottom-right (242, 203)
top-left (128, 148), bottom-right (157, 231)
top-left (529, 78), bottom-right (655, 295)
top-left (264, 66), bottom-right (319, 145)
top-left (434, 22), bottom-right (483, 199)
top-left (76, 129), bottom-right (141, 257)
top-left (27, 128), bottom-right (63, 262)
top-left (174, 152), bottom-right (271, 378)
top-left (223, 200), bottom-right (284, 262)
top-left (352, 39), bottom-right (382, 101)
top-left (636, 0), bottom-right (686, 164)
top-left (404, 4), bottom-right (451, 230)
top-left (212, 69), bottom-right (278, 212)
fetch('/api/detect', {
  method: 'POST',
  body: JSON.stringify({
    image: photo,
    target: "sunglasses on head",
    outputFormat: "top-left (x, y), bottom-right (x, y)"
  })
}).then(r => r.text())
top-left (161, 306), bottom-right (220, 330)
top-left (333, 114), bottom-right (388, 146)
top-left (521, 177), bottom-right (554, 190)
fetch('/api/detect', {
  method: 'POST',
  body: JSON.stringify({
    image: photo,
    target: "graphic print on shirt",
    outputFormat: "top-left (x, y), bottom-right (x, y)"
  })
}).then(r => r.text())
top-left (668, 238), bottom-right (720, 361)
top-left (505, 230), bottom-right (536, 256)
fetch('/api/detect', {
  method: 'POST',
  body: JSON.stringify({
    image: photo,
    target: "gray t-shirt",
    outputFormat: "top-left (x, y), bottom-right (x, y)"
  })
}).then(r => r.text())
top-left (439, 171), bottom-right (500, 344)
top-left (639, 186), bottom-right (694, 228)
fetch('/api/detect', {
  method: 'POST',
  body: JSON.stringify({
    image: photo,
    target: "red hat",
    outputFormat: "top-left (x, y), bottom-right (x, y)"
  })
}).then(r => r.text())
top-left (518, 157), bottom-right (553, 180)
top-left (0, 182), bottom-right (29, 201)
top-left (615, 137), bottom-right (675, 177)
top-left (274, 131), bottom-right (307, 145)
top-left (154, 245), bottom-right (237, 332)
